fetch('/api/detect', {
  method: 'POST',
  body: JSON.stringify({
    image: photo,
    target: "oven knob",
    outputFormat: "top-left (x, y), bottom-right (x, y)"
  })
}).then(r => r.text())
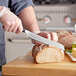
top-left (44, 16), bottom-right (51, 24)
top-left (64, 16), bottom-right (71, 24)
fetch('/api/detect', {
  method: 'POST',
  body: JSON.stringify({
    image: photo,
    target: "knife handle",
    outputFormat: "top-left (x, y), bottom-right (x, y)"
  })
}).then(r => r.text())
top-left (22, 29), bottom-right (25, 33)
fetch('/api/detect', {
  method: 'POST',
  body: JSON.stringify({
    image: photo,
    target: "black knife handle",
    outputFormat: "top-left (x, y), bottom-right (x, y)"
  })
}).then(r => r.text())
top-left (22, 29), bottom-right (25, 33)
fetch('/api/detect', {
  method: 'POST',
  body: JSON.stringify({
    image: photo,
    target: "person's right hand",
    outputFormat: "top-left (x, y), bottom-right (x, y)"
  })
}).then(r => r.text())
top-left (0, 7), bottom-right (23, 34)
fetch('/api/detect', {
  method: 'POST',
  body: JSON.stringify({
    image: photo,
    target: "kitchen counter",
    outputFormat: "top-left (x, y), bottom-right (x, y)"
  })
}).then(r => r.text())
top-left (2, 52), bottom-right (76, 76)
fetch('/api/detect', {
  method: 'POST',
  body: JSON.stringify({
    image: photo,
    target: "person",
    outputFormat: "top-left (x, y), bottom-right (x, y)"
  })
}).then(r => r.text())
top-left (0, 0), bottom-right (58, 75)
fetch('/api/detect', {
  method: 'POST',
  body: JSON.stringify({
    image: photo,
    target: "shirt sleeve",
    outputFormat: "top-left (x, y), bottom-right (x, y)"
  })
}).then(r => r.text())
top-left (10, 0), bottom-right (34, 15)
top-left (0, 0), bottom-right (8, 7)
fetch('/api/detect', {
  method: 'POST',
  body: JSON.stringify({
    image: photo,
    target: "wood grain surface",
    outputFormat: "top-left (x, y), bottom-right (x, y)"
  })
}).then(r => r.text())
top-left (2, 52), bottom-right (76, 76)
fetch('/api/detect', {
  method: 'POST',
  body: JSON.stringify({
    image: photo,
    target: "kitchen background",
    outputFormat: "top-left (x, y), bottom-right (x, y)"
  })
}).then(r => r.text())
top-left (5, 0), bottom-right (76, 63)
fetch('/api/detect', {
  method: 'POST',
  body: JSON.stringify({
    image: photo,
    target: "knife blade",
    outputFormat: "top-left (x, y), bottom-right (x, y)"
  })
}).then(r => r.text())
top-left (23, 30), bottom-right (65, 50)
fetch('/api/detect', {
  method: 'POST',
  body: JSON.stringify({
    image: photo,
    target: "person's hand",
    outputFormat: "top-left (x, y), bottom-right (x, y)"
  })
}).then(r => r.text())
top-left (0, 6), bottom-right (23, 33)
top-left (32, 31), bottom-right (58, 45)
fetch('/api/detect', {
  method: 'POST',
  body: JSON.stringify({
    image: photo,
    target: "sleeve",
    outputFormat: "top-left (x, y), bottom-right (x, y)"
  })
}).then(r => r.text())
top-left (10, 0), bottom-right (34, 15)
top-left (0, 0), bottom-right (8, 7)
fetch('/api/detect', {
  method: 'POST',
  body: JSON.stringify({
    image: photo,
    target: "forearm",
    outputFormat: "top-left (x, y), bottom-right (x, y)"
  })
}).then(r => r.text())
top-left (18, 6), bottom-right (40, 32)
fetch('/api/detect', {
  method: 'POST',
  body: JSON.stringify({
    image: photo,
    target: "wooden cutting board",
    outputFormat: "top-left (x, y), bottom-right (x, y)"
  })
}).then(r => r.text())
top-left (2, 52), bottom-right (76, 76)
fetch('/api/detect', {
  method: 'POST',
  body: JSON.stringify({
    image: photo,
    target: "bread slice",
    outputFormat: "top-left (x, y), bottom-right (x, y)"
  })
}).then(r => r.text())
top-left (56, 30), bottom-right (74, 49)
top-left (32, 44), bottom-right (64, 64)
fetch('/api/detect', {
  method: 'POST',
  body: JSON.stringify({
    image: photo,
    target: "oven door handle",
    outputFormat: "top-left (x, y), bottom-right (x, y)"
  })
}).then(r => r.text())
top-left (8, 38), bottom-right (31, 43)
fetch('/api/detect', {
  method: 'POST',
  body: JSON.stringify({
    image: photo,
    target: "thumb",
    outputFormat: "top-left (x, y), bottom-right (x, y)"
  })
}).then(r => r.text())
top-left (50, 32), bottom-right (58, 41)
top-left (47, 33), bottom-right (51, 40)
top-left (18, 24), bottom-right (23, 33)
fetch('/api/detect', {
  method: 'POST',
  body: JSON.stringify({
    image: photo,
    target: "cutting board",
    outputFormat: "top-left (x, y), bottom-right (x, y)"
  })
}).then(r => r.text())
top-left (2, 52), bottom-right (76, 76)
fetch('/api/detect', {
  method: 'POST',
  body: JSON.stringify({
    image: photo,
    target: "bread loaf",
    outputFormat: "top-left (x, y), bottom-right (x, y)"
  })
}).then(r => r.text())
top-left (56, 30), bottom-right (74, 49)
top-left (32, 44), bottom-right (64, 64)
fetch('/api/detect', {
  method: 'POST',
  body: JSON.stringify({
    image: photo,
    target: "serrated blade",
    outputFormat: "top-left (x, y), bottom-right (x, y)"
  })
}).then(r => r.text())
top-left (23, 30), bottom-right (65, 50)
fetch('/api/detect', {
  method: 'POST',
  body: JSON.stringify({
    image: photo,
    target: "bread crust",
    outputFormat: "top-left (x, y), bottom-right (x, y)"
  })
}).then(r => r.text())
top-left (32, 44), bottom-right (64, 63)
top-left (32, 44), bottom-right (48, 62)
top-left (56, 30), bottom-right (74, 49)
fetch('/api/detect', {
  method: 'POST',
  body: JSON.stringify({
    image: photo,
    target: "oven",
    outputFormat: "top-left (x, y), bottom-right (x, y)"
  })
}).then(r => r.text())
top-left (5, 0), bottom-right (76, 63)
top-left (33, 0), bottom-right (76, 32)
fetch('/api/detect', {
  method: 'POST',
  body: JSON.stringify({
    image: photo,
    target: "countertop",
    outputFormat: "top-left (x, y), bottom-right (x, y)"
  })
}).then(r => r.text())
top-left (2, 52), bottom-right (76, 76)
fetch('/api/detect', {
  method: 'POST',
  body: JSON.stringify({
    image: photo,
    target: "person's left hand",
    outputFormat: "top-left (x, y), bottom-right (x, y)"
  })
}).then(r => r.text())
top-left (32, 31), bottom-right (58, 45)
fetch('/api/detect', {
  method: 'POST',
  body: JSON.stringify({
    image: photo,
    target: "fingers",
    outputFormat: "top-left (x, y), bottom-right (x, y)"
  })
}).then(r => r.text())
top-left (38, 32), bottom-right (49, 39)
top-left (2, 20), bottom-right (23, 33)
top-left (50, 32), bottom-right (58, 41)
top-left (15, 26), bottom-right (23, 34)
top-left (11, 20), bottom-right (20, 33)
top-left (3, 25), bottom-right (9, 31)
top-left (32, 39), bottom-right (42, 45)
top-left (8, 22), bottom-right (16, 32)
top-left (15, 22), bottom-right (23, 34)
top-left (32, 32), bottom-right (50, 45)
top-left (11, 25), bottom-right (19, 33)
top-left (32, 32), bottom-right (58, 45)
top-left (47, 33), bottom-right (51, 40)
top-left (0, 10), bottom-right (23, 34)
top-left (18, 23), bottom-right (23, 33)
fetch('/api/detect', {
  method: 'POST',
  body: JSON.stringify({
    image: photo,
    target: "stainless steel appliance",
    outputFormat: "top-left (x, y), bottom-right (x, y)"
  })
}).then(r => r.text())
top-left (5, 0), bottom-right (76, 63)
top-left (33, 0), bottom-right (76, 31)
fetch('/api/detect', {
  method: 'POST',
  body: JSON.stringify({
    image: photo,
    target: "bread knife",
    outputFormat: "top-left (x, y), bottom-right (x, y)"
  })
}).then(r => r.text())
top-left (23, 30), bottom-right (65, 50)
